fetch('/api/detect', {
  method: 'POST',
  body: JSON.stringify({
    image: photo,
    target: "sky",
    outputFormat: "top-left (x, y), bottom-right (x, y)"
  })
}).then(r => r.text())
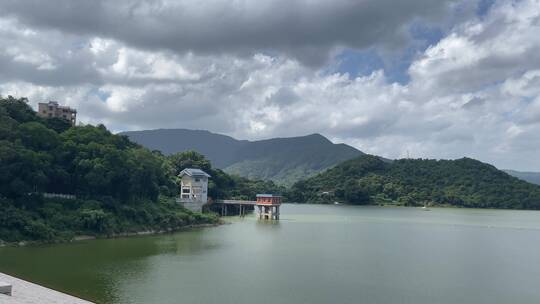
top-left (1, 0), bottom-right (540, 171)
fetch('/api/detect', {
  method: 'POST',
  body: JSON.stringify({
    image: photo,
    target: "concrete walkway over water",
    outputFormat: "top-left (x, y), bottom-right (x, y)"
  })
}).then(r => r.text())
top-left (0, 272), bottom-right (93, 304)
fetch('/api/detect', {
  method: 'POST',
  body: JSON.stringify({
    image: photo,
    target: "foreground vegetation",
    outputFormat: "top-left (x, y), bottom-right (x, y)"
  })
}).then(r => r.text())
top-left (0, 97), bottom-right (281, 243)
top-left (288, 155), bottom-right (540, 209)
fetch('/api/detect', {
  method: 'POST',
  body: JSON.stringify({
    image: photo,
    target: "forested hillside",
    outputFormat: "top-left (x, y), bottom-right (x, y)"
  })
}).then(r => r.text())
top-left (288, 155), bottom-right (540, 209)
top-left (0, 97), bottom-right (281, 243)
top-left (122, 129), bottom-right (363, 185)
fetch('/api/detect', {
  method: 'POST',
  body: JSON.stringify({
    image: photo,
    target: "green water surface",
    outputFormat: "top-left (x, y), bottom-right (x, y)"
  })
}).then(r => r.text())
top-left (1, 204), bottom-right (540, 304)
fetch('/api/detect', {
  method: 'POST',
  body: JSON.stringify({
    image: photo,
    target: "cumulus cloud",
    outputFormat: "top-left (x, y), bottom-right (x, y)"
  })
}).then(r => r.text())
top-left (0, 0), bottom-right (540, 171)
top-left (0, 0), bottom-right (459, 65)
top-left (409, 0), bottom-right (540, 94)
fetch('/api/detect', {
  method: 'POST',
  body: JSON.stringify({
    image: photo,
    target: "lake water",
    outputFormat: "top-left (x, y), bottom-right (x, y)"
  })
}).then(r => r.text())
top-left (1, 204), bottom-right (540, 304)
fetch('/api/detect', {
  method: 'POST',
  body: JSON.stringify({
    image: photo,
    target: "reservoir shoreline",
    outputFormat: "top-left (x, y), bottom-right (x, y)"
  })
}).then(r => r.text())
top-left (4, 202), bottom-right (540, 247)
top-left (0, 222), bottom-right (222, 247)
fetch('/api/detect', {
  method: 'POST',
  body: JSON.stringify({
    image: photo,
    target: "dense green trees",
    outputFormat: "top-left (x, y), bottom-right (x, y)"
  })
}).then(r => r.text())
top-left (0, 101), bottom-right (171, 203)
top-left (0, 96), bottom-right (283, 243)
top-left (0, 97), bottom-right (204, 242)
top-left (288, 155), bottom-right (540, 209)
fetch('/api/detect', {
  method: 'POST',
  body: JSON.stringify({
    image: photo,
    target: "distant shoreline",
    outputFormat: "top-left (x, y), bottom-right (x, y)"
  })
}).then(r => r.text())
top-left (285, 201), bottom-right (540, 212)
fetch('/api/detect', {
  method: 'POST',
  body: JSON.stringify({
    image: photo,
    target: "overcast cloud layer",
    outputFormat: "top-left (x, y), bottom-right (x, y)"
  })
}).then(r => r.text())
top-left (1, 0), bottom-right (540, 171)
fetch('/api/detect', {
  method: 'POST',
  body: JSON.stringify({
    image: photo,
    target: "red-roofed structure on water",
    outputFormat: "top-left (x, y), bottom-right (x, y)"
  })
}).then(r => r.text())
top-left (256, 194), bottom-right (281, 220)
top-left (214, 194), bottom-right (282, 220)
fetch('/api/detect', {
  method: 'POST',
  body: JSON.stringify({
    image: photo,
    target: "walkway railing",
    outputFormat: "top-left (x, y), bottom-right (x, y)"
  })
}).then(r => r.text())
top-left (42, 193), bottom-right (76, 200)
top-left (215, 200), bottom-right (257, 205)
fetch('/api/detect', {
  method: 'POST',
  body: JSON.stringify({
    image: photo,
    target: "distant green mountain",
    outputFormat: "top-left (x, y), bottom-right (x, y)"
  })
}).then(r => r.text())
top-left (288, 155), bottom-right (540, 209)
top-left (121, 129), bottom-right (363, 185)
top-left (504, 170), bottom-right (540, 185)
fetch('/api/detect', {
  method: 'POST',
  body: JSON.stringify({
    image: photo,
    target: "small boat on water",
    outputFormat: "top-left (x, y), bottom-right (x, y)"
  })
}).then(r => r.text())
top-left (422, 204), bottom-right (431, 211)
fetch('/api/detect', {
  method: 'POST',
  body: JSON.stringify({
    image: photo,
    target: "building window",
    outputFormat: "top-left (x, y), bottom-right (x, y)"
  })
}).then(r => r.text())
top-left (182, 188), bottom-right (190, 194)
top-left (195, 178), bottom-right (200, 182)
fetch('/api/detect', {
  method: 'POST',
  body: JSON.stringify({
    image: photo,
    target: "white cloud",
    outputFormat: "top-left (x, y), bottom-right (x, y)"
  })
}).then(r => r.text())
top-left (1, 0), bottom-right (540, 171)
top-left (409, 0), bottom-right (540, 94)
top-left (0, 0), bottom-right (458, 66)
top-left (109, 47), bottom-right (200, 81)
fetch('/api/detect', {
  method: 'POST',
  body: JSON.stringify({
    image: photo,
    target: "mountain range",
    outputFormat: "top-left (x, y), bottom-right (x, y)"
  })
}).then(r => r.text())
top-left (121, 129), bottom-right (363, 185)
top-left (503, 170), bottom-right (540, 186)
top-left (121, 128), bottom-right (540, 187)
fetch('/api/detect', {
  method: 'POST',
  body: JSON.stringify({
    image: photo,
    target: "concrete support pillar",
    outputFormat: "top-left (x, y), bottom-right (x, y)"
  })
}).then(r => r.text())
top-left (255, 204), bottom-right (281, 220)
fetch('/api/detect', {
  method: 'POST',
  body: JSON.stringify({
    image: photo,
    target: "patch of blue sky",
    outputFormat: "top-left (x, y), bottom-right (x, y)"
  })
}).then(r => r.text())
top-left (521, 96), bottom-right (536, 104)
top-left (332, 48), bottom-right (385, 78)
top-left (409, 21), bottom-right (444, 45)
top-left (89, 87), bottom-right (110, 102)
top-left (477, 0), bottom-right (496, 17)
top-left (71, 39), bottom-right (89, 50)
top-left (330, 47), bottom-right (415, 84)
top-left (330, 21), bottom-right (444, 84)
